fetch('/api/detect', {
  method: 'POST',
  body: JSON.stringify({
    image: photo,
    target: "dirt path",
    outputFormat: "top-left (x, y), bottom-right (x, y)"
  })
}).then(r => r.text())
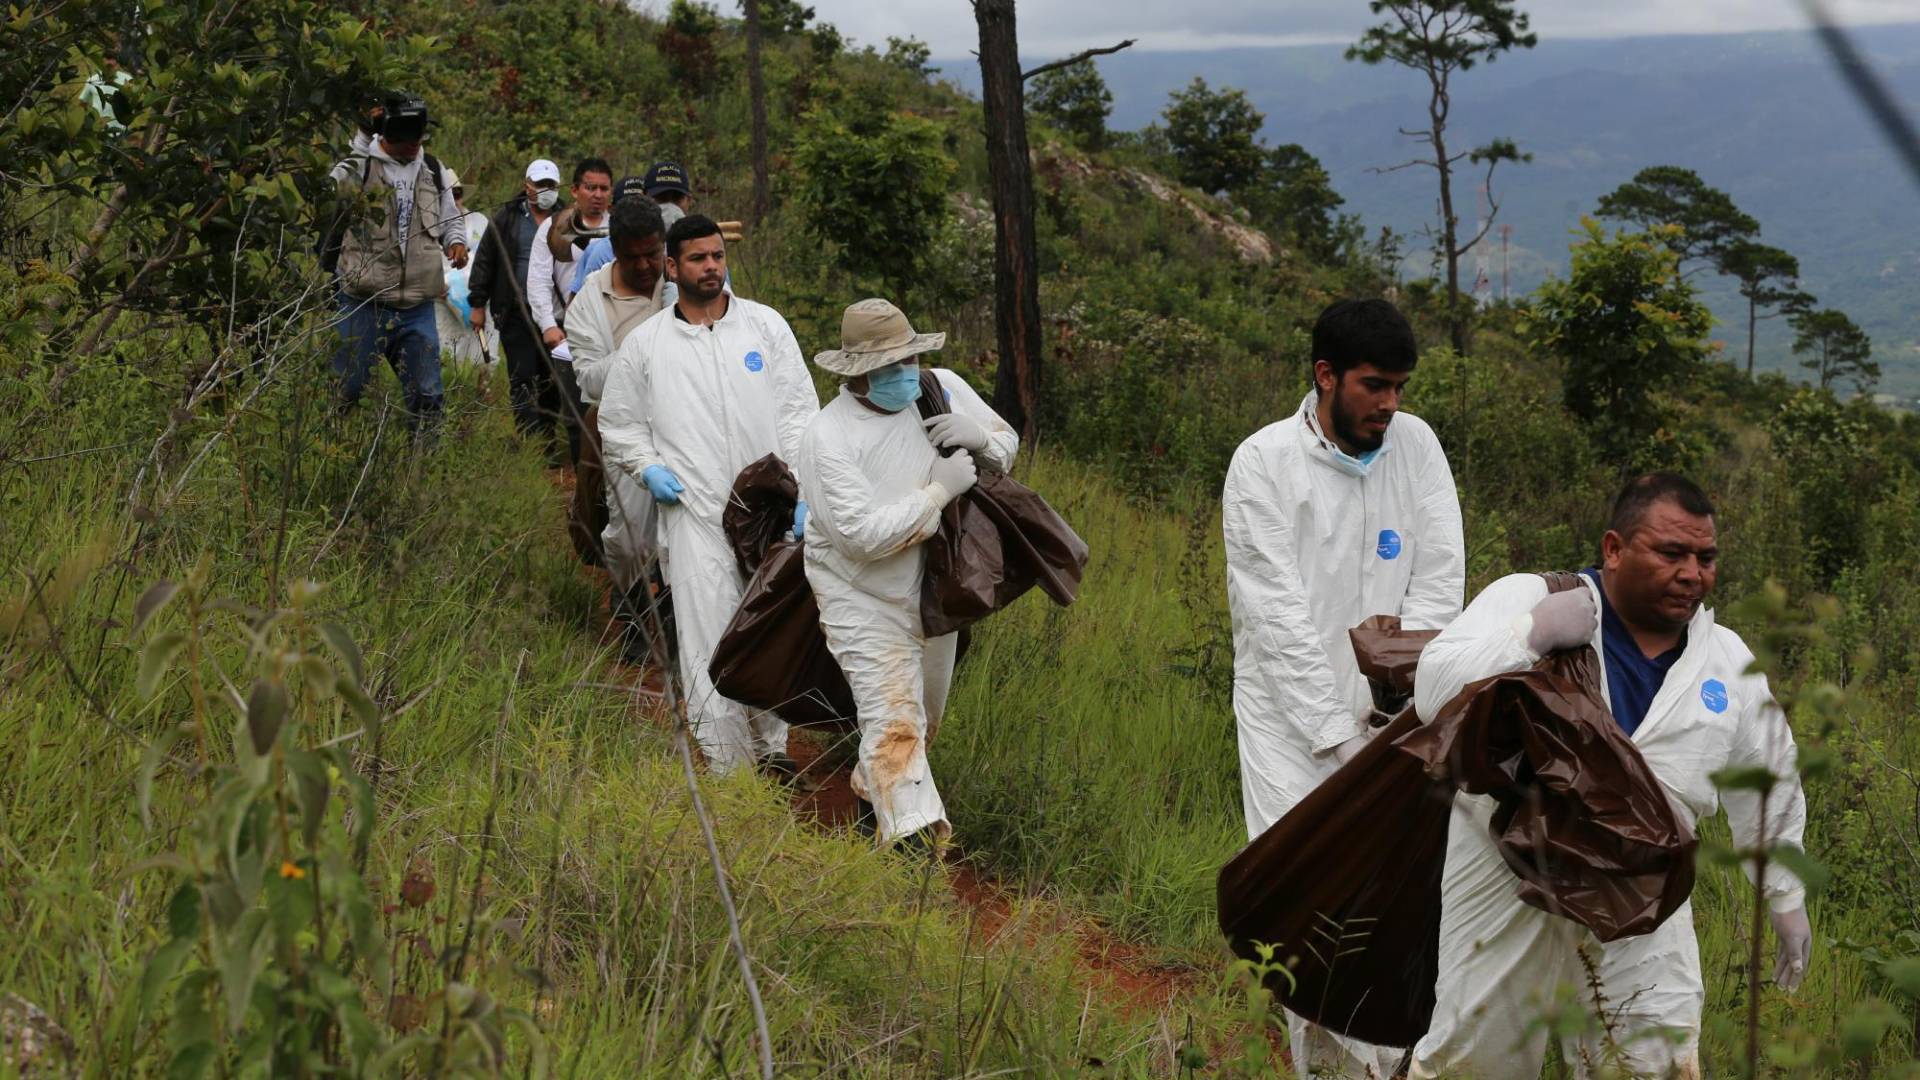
top-left (783, 725), bottom-right (1202, 1015)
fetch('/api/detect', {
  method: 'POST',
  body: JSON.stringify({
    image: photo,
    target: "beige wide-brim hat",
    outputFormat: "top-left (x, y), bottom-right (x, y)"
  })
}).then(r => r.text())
top-left (812, 298), bottom-right (947, 376)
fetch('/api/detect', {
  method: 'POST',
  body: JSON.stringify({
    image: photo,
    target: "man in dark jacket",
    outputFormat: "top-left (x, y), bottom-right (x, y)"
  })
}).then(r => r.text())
top-left (469, 158), bottom-right (562, 445)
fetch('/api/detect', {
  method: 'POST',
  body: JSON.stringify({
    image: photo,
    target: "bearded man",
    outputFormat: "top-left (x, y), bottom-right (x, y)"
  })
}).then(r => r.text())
top-left (1221, 296), bottom-right (1465, 1077)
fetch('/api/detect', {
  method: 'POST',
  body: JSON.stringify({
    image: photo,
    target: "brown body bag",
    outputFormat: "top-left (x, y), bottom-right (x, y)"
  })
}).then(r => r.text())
top-left (1215, 617), bottom-right (1449, 1048)
top-left (706, 456), bottom-right (858, 730)
top-left (914, 372), bottom-right (1090, 637)
top-left (1216, 573), bottom-right (1699, 1048)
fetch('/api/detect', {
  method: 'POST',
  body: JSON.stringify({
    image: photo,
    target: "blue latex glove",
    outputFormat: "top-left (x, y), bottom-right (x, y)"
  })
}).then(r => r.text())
top-left (572, 237), bottom-right (612, 292)
top-left (792, 500), bottom-right (809, 540)
top-left (642, 464), bottom-right (685, 504)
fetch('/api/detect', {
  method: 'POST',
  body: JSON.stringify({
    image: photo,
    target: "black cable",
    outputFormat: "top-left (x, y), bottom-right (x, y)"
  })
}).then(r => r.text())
top-left (1798, 0), bottom-right (1920, 193)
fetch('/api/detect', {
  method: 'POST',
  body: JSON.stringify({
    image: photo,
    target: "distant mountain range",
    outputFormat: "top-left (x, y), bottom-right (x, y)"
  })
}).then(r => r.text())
top-left (940, 24), bottom-right (1920, 396)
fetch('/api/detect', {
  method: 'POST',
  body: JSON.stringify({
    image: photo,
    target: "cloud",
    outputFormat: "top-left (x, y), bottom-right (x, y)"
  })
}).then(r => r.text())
top-left (795, 0), bottom-right (1920, 58)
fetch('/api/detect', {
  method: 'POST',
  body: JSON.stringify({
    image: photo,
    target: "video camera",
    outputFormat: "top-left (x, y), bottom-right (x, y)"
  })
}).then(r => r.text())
top-left (355, 91), bottom-right (431, 143)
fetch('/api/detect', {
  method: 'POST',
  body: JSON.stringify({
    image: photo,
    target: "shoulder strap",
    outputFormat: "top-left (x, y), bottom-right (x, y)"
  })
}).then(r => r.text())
top-left (423, 152), bottom-right (445, 192)
top-left (1539, 570), bottom-right (1585, 595)
top-left (915, 369), bottom-right (948, 421)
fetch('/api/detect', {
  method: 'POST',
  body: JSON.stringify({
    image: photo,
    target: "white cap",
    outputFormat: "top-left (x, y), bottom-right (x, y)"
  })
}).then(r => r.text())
top-left (442, 167), bottom-right (463, 191)
top-left (525, 159), bottom-right (560, 184)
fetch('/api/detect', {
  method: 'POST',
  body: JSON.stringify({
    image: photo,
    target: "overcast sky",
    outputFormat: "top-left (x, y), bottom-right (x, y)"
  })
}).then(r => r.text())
top-left (787, 0), bottom-right (1920, 57)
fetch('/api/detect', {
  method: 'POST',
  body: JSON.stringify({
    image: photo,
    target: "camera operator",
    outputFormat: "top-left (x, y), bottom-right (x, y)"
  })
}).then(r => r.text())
top-left (328, 92), bottom-right (467, 430)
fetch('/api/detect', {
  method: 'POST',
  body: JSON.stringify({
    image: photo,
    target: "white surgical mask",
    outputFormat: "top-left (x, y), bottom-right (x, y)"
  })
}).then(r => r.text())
top-left (534, 189), bottom-right (559, 211)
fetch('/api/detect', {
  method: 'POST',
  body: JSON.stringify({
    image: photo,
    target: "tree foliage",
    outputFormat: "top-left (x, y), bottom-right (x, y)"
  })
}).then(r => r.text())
top-left (1162, 78), bottom-right (1267, 195)
top-left (1525, 220), bottom-right (1713, 465)
top-left (1595, 165), bottom-right (1760, 274)
top-left (1347, 0), bottom-right (1537, 355)
top-left (1237, 144), bottom-right (1349, 258)
top-left (1, 0), bottom-right (427, 362)
top-left (790, 99), bottom-right (956, 289)
top-left (1029, 59), bottom-right (1113, 150)
top-left (1792, 308), bottom-right (1879, 394)
top-left (882, 36), bottom-right (937, 78)
top-left (1722, 240), bottom-right (1813, 375)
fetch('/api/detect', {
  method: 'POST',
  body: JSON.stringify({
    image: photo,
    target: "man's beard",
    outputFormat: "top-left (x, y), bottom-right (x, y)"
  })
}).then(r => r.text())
top-left (1329, 380), bottom-right (1387, 453)
top-left (677, 272), bottom-right (725, 302)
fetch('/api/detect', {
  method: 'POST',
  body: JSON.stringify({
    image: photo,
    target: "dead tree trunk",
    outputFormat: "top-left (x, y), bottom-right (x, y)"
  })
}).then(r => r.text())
top-left (744, 0), bottom-right (770, 226)
top-left (974, 0), bottom-right (1044, 443)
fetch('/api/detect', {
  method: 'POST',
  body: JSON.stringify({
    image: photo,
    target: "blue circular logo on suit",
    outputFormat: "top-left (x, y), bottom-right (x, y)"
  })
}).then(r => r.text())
top-left (1376, 529), bottom-right (1402, 560)
top-left (744, 350), bottom-right (764, 372)
top-left (1701, 678), bottom-right (1729, 714)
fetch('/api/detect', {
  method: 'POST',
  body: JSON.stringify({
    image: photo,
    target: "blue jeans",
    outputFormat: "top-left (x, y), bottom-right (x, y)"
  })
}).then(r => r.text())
top-left (333, 292), bottom-right (444, 423)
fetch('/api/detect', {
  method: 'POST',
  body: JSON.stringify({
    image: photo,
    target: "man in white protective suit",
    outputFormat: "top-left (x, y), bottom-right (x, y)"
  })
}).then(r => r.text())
top-left (1222, 297), bottom-right (1465, 1078)
top-left (598, 214), bottom-right (820, 775)
top-left (568, 193), bottom-right (670, 663)
top-left (1407, 472), bottom-right (1813, 1079)
top-left (799, 300), bottom-right (1018, 849)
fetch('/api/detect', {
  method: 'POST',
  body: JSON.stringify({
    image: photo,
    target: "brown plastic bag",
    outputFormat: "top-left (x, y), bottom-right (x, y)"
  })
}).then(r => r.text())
top-left (707, 455), bottom-right (857, 730)
top-left (721, 453), bottom-right (801, 578)
top-left (914, 372), bottom-right (1090, 637)
top-left (1217, 574), bottom-right (1699, 1047)
top-left (1216, 616), bottom-right (1449, 1049)
top-left (1397, 573), bottom-right (1697, 941)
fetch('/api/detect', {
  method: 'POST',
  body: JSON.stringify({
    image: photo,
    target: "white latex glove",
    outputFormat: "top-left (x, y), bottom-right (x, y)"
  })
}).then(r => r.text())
top-left (1331, 731), bottom-right (1373, 766)
top-left (923, 413), bottom-right (989, 452)
top-left (927, 451), bottom-right (978, 506)
top-left (1524, 588), bottom-right (1597, 655)
top-left (1770, 906), bottom-right (1812, 991)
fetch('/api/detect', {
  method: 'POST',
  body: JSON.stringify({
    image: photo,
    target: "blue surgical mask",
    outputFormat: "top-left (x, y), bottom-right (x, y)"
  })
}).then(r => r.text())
top-left (1326, 445), bottom-right (1384, 479)
top-left (860, 363), bottom-right (921, 412)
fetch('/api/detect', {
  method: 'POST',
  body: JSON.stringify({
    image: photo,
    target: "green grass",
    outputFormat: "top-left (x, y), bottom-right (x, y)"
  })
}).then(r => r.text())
top-left (940, 453), bottom-right (1243, 954)
top-left (0, 364), bottom-right (1236, 1077)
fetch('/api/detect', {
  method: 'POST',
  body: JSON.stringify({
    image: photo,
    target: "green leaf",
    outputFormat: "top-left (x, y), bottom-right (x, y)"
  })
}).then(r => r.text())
top-left (1838, 997), bottom-right (1900, 1060)
top-left (201, 879), bottom-right (244, 931)
top-left (504, 1008), bottom-right (552, 1079)
top-left (142, 935), bottom-right (198, 1014)
top-left (138, 630), bottom-right (191, 700)
top-left (297, 654), bottom-right (336, 698)
top-left (286, 748), bottom-right (330, 844)
top-left (168, 970), bottom-right (215, 1054)
top-left (1796, 743), bottom-right (1836, 783)
top-left (133, 580), bottom-right (180, 633)
top-left (167, 883), bottom-right (203, 940)
top-left (317, 619), bottom-right (365, 684)
top-left (338, 676), bottom-right (380, 740)
top-left (246, 678), bottom-right (289, 756)
top-left (1696, 838), bottom-right (1745, 868)
top-left (167, 1040), bottom-right (216, 1080)
top-left (1768, 844), bottom-right (1831, 898)
top-left (218, 910), bottom-right (270, 1034)
top-left (1709, 764), bottom-right (1777, 794)
top-left (139, 724), bottom-right (187, 830)
top-left (1882, 957), bottom-right (1920, 1001)
top-left (265, 867), bottom-right (317, 946)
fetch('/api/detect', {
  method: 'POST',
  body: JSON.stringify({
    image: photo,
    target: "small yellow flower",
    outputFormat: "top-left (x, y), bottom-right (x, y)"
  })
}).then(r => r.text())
top-left (279, 860), bottom-right (306, 880)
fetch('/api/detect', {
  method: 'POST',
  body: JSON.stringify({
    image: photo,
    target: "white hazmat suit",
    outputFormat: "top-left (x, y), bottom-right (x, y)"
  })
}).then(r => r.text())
top-left (1407, 572), bottom-right (1807, 1079)
top-left (599, 298), bottom-right (820, 771)
top-left (799, 370), bottom-right (1018, 843)
top-left (1222, 389), bottom-right (1464, 1077)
